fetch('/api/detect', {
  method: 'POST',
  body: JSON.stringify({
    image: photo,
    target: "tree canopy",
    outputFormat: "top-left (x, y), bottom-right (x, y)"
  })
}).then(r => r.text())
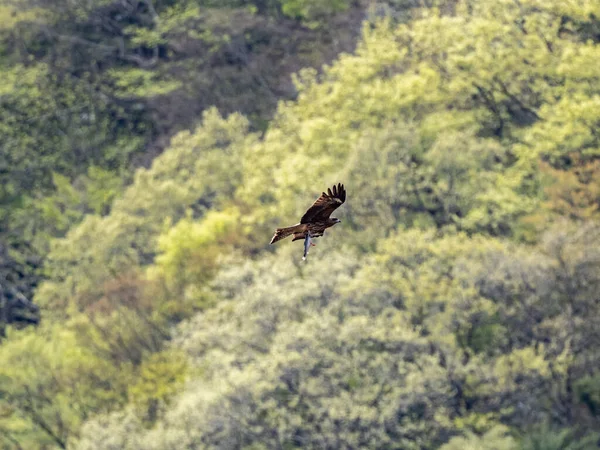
top-left (1, 0), bottom-right (600, 448)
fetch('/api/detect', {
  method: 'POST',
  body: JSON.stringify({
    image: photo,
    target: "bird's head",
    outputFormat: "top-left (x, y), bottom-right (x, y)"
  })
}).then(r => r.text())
top-left (333, 218), bottom-right (341, 224)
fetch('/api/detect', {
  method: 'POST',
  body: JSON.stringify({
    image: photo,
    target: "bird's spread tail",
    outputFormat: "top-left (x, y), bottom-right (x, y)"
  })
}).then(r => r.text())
top-left (270, 224), bottom-right (303, 244)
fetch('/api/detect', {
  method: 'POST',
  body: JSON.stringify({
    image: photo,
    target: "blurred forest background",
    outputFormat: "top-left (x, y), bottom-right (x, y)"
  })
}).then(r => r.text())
top-left (1, 0), bottom-right (600, 448)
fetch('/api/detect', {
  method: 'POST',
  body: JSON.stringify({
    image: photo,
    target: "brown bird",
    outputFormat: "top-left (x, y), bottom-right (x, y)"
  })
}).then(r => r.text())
top-left (270, 183), bottom-right (346, 259)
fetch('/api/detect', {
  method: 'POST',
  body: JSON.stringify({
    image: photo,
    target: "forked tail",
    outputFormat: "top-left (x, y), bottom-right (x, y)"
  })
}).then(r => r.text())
top-left (270, 224), bottom-right (303, 244)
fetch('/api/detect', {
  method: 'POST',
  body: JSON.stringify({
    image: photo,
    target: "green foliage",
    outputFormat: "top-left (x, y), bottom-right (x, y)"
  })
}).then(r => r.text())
top-left (108, 68), bottom-right (182, 99)
top-left (281, 0), bottom-right (351, 22)
top-left (70, 223), bottom-right (599, 448)
top-left (0, 63), bottom-right (138, 199)
top-left (0, 0), bottom-right (365, 339)
top-left (10, 167), bottom-right (125, 255)
top-left (519, 425), bottom-right (599, 450)
top-left (152, 207), bottom-right (246, 293)
top-left (440, 425), bottom-right (518, 450)
top-left (127, 350), bottom-right (188, 423)
top-left (70, 273), bottom-right (169, 365)
top-left (69, 410), bottom-right (144, 450)
top-left (0, 3), bottom-right (46, 31)
top-left (108, 251), bottom-right (458, 449)
top-left (35, 108), bottom-right (252, 316)
top-left (574, 375), bottom-right (600, 416)
top-left (3, 0), bottom-right (600, 448)
top-left (0, 325), bottom-right (125, 449)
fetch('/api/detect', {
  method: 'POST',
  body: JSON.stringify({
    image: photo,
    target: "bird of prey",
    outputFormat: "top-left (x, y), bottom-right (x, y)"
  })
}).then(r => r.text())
top-left (270, 183), bottom-right (346, 260)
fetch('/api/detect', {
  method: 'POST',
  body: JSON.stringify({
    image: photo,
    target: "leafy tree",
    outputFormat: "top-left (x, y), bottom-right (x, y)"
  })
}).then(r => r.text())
top-left (0, 0), bottom-right (366, 333)
top-left (35, 108), bottom-right (252, 317)
top-left (518, 425), bottom-right (599, 450)
top-left (3, 0), bottom-right (600, 448)
top-left (0, 325), bottom-right (126, 449)
top-left (440, 425), bottom-right (518, 450)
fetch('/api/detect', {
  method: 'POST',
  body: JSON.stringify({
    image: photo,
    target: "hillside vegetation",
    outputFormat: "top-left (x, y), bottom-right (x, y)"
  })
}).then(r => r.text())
top-left (1, 0), bottom-right (600, 448)
top-left (0, 0), bottom-right (362, 328)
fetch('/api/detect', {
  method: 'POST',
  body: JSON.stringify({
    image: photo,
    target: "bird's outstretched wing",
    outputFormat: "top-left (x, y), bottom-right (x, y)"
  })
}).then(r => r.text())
top-left (300, 183), bottom-right (346, 223)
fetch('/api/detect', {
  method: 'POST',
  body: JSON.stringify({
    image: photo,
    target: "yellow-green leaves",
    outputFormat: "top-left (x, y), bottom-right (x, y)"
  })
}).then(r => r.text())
top-left (152, 207), bottom-right (243, 291)
top-left (281, 0), bottom-right (351, 23)
top-left (440, 425), bottom-right (518, 450)
top-left (0, 325), bottom-right (125, 448)
top-left (127, 350), bottom-right (188, 422)
top-left (0, 3), bottom-right (48, 31)
top-left (524, 94), bottom-right (600, 165)
top-left (0, 64), bottom-right (46, 97)
top-left (5, 0), bottom-right (600, 448)
top-left (108, 68), bottom-right (182, 99)
top-left (36, 109), bottom-right (250, 314)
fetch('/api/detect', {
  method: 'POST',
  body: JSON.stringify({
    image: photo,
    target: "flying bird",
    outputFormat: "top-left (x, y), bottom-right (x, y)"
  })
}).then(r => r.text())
top-left (270, 183), bottom-right (346, 260)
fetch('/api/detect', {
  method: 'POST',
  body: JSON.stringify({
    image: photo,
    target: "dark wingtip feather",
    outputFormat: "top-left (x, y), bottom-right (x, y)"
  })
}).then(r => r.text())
top-left (327, 188), bottom-right (333, 197)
